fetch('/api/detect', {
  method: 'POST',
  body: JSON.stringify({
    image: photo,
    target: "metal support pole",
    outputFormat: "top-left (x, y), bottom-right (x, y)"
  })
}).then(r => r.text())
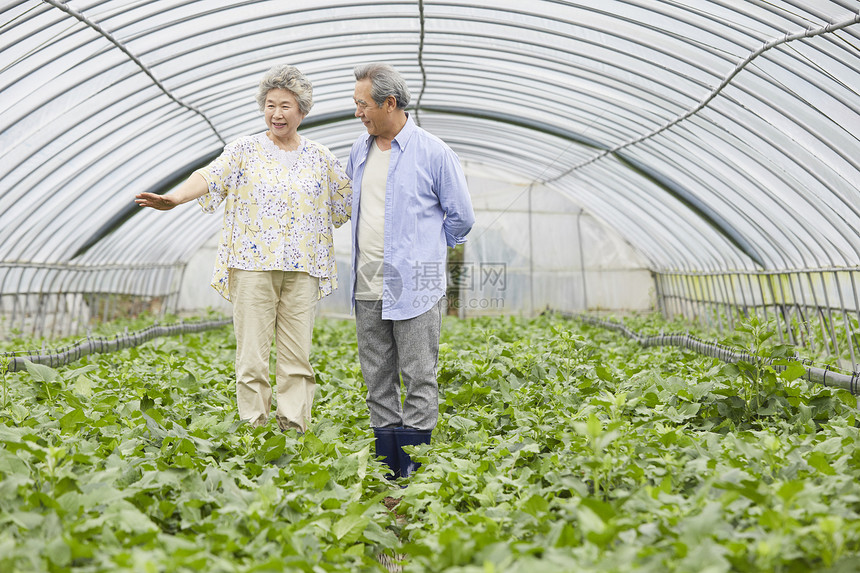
top-left (755, 273), bottom-right (769, 322)
top-left (707, 274), bottom-right (722, 332)
top-left (576, 209), bottom-right (588, 312)
top-left (850, 270), bottom-right (860, 365)
top-left (683, 273), bottom-right (704, 328)
top-left (818, 271), bottom-right (841, 363)
top-left (765, 273), bottom-right (785, 344)
top-left (654, 272), bottom-right (665, 317)
top-left (666, 273), bottom-right (679, 319)
top-left (806, 272), bottom-right (831, 358)
top-left (744, 273), bottom-right (756, 319)
top-left (528, 185), bottom-right (535, 317)
top-left (792, 271), bottom-right (814, 352)
top-left (834, 271), bottom-right (857, 371)
top-left (775, 272), bottom-right (795, 346)
top-left (719, 272), bottom-right (738, 331)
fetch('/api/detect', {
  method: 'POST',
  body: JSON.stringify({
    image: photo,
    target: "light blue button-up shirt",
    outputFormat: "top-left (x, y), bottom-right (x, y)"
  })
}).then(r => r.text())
top-left (346, 114), bottom-right (475, 320)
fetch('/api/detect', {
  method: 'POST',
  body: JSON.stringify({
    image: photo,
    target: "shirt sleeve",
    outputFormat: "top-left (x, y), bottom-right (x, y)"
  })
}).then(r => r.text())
top-left (436, 147), bottom-right (476, 247)
top-left (326, 150), bottom-right (352, 229)
top-left (195, 141), bottom-right (243, 213)
top-left (345, 141), bottom-right (358, 180)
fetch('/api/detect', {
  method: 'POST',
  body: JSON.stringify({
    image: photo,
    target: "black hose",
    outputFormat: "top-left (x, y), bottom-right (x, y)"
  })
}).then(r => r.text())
top-left (567, 313), bottom-right (860, 394)
top-left (2, 318), bottom-right (232, 373)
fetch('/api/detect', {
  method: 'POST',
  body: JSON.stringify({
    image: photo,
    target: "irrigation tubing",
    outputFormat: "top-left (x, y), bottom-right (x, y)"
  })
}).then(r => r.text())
top-left (568, 313), bottom-right (860, 395)
top-left (6, 313), bottom-right (859, 395)
top-left (2, 319), bottom-right (232, 373)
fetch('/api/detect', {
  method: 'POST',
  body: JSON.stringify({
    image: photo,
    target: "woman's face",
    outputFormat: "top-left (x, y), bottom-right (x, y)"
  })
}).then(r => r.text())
top-left (264, 88), bottom-right (305, 141)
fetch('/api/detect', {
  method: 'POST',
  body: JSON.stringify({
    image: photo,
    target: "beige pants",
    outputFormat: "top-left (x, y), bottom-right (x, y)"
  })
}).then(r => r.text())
top-left (230, 269), bottom-right (319, 432)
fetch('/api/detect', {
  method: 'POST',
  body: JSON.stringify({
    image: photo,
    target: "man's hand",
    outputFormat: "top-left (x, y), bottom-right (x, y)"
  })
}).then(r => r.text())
top-left (135, 192), bottom-right (180, 210)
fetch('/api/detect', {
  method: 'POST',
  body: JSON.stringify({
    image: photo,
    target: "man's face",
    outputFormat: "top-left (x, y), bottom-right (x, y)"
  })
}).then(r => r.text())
top-left (353, 79), bottom-right (389, 137)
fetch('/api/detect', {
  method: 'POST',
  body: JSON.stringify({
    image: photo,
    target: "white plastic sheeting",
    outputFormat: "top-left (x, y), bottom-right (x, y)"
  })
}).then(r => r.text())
top-left (1, 1), bottom-right (859, 319)
top-left (460, 163), bottom-right (652, 316)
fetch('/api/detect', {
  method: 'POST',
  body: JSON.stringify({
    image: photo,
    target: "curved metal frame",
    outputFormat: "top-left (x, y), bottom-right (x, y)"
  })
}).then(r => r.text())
top-left (1, 0), bottom-right (859, 335)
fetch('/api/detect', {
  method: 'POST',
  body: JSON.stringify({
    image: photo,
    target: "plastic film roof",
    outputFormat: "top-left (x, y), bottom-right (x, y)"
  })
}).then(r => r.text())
top-left (1, 0), bottom-right (859, 273)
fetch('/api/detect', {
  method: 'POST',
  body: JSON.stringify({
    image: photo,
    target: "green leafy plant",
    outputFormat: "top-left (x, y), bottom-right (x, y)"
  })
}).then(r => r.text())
top-left (1, 313), bottom-right (859, 572)
top-left (725, 315), bottom-right (809, 424)
top-left (0, 353), bottom-right (9, 410)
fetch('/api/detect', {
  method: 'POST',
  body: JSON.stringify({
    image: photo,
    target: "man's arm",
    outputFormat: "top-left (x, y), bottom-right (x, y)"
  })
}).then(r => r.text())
top-left (437, 149), bottom-right (476, 247)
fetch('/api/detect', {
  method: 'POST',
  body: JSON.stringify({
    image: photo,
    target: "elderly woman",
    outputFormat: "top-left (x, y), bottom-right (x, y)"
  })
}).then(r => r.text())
top-left (136, 64), bottom-right (351, 433)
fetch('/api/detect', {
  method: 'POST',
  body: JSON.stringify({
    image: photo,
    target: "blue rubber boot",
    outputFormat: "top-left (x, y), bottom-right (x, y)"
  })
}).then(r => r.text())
top-left (373, 427), bottom-right (400, 480)
top-left (396, 428), bottom-right (432, 479)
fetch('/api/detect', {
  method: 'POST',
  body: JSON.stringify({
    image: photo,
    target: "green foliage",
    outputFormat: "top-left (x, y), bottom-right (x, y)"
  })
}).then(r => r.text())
top-left (719, 314), bottom-right (811, 425)
top-left (0, 322), bottom-right (397, 572)
top-left (0, 353), bottom-right (10, 411)
top-left (1, 314), bottom-right (859, 572)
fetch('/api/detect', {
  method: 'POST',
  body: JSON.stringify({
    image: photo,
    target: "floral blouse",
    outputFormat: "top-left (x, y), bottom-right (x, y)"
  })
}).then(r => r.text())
top-left (195, 133), bottom-right (352, 301)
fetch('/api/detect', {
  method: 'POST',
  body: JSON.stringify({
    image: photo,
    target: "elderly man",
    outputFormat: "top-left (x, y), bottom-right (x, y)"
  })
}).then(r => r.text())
top-left (347, 63), bottom-right (475, 479)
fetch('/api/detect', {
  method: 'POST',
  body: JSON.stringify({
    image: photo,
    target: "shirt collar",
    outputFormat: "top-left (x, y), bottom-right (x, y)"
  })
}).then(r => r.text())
top-left (391, 112), bottom-right (417, 149)
top-left (359, 112), bottom-right (417, 151)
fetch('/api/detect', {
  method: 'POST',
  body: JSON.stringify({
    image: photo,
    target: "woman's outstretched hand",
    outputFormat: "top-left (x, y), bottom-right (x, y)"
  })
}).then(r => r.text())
top-left (134, 173), bottom-right (208, 210)
top-left (135, 192), bottom-right (180, 210)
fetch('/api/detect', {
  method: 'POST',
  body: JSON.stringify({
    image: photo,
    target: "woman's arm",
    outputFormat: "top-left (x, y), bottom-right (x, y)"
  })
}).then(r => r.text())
top-left (135, 172), bottom-right (209, 210)
top-left (329, 162), bottom-right (353, 228)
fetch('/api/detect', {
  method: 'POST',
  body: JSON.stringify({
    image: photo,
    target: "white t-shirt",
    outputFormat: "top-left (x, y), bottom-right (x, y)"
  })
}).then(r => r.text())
top-left (355, 140), bottom-right (391, 300)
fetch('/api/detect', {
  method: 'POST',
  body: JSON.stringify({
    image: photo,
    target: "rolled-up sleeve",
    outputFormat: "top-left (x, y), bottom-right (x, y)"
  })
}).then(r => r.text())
top-left (326, 152), bottom-right (352, 228)
top-left (195, 142), bottom-right (241, 213)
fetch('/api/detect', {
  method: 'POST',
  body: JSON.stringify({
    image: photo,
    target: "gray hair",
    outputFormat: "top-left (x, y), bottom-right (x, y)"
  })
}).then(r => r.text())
top-left (354, 63), bottom-right (411, 109)
top-left (256, 64), bottom-right (313, 114)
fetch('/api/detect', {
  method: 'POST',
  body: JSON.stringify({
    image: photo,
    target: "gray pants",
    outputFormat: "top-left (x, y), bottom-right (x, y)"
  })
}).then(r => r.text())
top-left (355, 298), bottom-right (443, 431)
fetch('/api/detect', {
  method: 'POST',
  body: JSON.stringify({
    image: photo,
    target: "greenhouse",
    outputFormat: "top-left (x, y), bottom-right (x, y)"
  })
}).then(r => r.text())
top-left (2, 1), bottom-right (860, 571)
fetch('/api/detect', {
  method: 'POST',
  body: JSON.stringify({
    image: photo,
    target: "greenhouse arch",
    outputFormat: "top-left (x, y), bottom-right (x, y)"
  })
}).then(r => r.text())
top-left (2, 1), bottom-right (859, 369)
top-left (6, 2), bottom-right (860, 571)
